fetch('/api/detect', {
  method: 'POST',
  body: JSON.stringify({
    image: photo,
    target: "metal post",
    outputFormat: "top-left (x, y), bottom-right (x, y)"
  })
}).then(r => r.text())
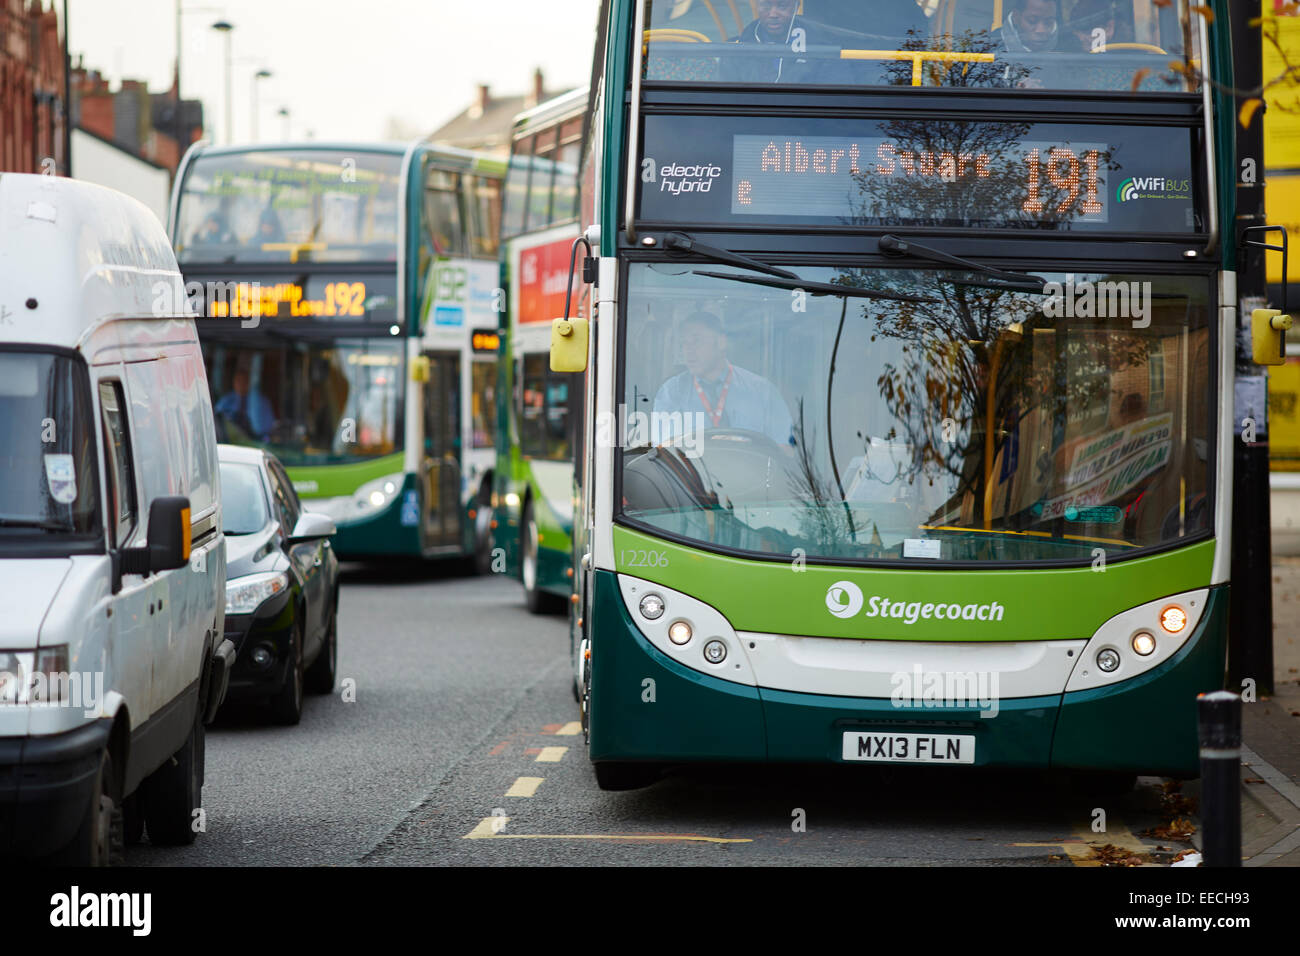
top-left (62, 0), bottom-right (71, 175)
top-left (174, 0), bottom-right (182, 172)
top-left (1197, 690), bottom-right (1242, 867)
top-left (1227, 0), bottom-right (1275, 696)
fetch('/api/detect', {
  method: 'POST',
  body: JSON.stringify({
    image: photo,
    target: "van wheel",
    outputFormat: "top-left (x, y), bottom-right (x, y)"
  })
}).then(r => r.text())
top-left (271, 621), bottom-right (304, 724)
top-left (49, 749), bottom-right (123, 865)
top-left (142, 713), bottom-right (203, 846)
top-left (522, 501), bottom-right (564, 615)
top-left (305, 596), bottom-right (337, 695)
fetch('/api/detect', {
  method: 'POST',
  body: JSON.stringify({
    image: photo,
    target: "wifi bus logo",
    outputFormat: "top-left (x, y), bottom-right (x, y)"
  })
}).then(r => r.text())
top-left (1116, 178), bottom-right (1139, 203)
top-left (825, 580), bottom-right (864, 619)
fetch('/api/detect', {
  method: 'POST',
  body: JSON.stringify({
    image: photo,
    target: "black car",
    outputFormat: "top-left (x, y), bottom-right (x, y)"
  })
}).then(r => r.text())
top-left (218, 444), bottom-right (340, 724)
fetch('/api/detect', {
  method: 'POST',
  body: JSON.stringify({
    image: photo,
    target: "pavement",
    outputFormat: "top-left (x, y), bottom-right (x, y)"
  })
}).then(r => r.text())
top-left (1235, 556), bottom-right (1300, 866)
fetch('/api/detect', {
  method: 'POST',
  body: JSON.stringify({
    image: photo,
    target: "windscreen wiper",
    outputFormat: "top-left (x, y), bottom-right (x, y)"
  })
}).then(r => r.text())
top-left (692, 270), bottom-right (938, 304)
top-left (664, 232), bottom-right (800, 280)
top-left (878, 235), bottom-right (1045, 292)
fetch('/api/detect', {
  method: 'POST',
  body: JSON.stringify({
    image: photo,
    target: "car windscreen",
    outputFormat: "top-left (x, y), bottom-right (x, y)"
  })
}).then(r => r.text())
top-left (219, 461), bottom-right (270, 534)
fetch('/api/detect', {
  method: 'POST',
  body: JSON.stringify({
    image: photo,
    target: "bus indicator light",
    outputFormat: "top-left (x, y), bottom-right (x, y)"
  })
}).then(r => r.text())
top-left (703, 640), bottom-right (727, 664)
top-left (1096, 649), bottom-right (1120, 672)
top-left (1160, 606), bottom-right (1187, 634)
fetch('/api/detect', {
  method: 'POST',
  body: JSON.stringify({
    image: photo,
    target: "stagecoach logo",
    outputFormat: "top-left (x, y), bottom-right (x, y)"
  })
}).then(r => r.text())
top-left (658, 161), bottom-right (724, 196)
top-left (825, 580), bottom-right (864, 619)
top-left (824, 581), bottom-right (1007, 624)
top-left (1116, 176), bottom-right (1192, 202)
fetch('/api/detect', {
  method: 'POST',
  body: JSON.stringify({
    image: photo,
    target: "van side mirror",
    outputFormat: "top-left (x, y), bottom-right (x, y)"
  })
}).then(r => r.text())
top-left (550, 317), bottom-right (589, 373)
top-left (120, 496), bottom-right (192, 577)
top-left (1251, 308), bottom-right (1292, 366)
top-left (289, 511), bottom-right (336, 543)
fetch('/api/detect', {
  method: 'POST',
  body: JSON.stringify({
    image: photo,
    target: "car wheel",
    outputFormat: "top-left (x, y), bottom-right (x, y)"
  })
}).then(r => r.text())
top-left (49, 748), bottom-right (123, 865)
top-left (304, 593), bottom-right (338, 695)
top-left (522, 501), bottom-right (564, 615)
top-left (141, 710), bottom-right (203, 846)
top-left (270, 620), bottom-right (304, 725)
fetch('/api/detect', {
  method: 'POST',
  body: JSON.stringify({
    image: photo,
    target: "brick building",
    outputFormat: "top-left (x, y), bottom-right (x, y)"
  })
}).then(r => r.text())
top-left (0, 0), bottom-right (65, 173)
top-left (431, 68), bottom-right (571, 156)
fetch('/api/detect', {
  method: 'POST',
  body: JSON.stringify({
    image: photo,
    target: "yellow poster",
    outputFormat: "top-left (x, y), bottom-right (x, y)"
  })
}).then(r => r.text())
top-left (1265, 7), bottom-right (1300, 287)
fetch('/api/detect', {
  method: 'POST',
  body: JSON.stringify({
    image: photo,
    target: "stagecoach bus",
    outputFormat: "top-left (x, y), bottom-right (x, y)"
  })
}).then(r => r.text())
top-left (561, 0), bottom-right (1251, 790)
top-left (490, 89), bottom-right (589, 609)
top-left (169, 142), bottom-right (504, 561)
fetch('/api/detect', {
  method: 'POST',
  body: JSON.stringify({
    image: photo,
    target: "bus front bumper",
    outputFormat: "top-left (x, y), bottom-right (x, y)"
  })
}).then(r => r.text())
top-left (587, 571), bottom-right (1227, 777)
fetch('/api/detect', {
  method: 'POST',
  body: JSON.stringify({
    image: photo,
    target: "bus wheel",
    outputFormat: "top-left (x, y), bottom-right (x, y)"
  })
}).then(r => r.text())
top-left (593, 761), bottom-right (663, 791)
top-left (522, 501), bottom-right (563, 614)
top-left (473, 506), bottom-right (495, 576)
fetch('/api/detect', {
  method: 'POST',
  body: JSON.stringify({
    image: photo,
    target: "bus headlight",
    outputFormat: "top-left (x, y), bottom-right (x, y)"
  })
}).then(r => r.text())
top-left (226, 571), bottom-right (289, 615)
top-left (1131, 632), bottom-right (1157, 656)
top-left (639, 593), bottom-right (665, 620)
top-left (1096, 648), bottom-right (1121, 672)
top-left (668, 621), bottom-right (692, 645)
top-left (350, 473), bottom-right (406, 519)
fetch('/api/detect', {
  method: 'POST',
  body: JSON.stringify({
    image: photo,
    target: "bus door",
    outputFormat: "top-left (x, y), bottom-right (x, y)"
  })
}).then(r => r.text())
top-left (421, 351), bottom-right (463, 548)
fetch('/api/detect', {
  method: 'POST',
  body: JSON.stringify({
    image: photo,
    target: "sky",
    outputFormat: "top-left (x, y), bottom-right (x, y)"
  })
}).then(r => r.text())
top-left (68, 0), bottom-right (601, 145)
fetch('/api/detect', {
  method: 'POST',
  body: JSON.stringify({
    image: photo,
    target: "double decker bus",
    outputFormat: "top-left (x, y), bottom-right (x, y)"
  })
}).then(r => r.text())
top-left (492, 89), bottom-right (589, 609)
top-left (170, 142), bottom-right (504, 561)
top-left (563, 0), bottom-right (1241, 790)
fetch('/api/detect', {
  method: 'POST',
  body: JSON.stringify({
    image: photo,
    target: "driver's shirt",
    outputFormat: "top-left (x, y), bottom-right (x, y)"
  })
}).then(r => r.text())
top-left (652, 362), bottom-right (793, 447)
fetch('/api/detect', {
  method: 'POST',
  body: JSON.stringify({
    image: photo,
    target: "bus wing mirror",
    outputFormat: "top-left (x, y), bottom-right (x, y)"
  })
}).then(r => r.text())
top-left (1251, 309), bottom-right (1292, 366)
top-left (551, 317), bottom-right (589, 373)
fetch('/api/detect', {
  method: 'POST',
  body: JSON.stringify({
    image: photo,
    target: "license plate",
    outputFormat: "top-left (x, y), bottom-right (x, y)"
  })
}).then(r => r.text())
top-left (842, 731), bottom-right (976, 764)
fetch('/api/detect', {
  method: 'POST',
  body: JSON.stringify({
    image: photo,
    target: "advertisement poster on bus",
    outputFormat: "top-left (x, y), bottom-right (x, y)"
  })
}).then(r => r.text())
top-left (420, 258), bottom-right (498, 347)
top-left (517, 235), bottom-right (578, 324)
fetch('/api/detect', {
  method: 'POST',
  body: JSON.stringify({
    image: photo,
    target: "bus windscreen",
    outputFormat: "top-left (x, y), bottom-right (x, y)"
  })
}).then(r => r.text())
top-left (175, 149), bottom-right (403, 264)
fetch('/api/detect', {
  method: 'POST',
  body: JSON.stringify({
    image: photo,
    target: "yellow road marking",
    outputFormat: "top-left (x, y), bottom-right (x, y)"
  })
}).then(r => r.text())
top-left (1013, 821), bottom-right (1154, 867)
top-left (505, 776), bottom-right (544, 798)
top-left (465, 817), bottom-right (510, 838)
top-left (461, 821), bottom-right (751, 843)
top-left (554, 721), bottom-right (582, 736)
top-left (535, 746), bottom-right (568, 763)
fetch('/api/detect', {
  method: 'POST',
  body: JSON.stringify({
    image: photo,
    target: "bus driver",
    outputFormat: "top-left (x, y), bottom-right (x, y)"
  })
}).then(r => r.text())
top-left (652, 312), bottom-right (794, 448)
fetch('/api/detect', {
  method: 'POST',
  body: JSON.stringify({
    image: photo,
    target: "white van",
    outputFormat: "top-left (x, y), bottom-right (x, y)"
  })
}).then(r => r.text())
top-left (0, 173), bottom-right (232, 864)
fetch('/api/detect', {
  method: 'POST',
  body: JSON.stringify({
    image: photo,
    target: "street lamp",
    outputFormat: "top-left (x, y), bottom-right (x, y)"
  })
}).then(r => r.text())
top-left (210, 20), bottom-right (234, 144)
top-left (277, 106), bottom-right (290, 141)
top-left (250, 69), bottom-right (271, 141)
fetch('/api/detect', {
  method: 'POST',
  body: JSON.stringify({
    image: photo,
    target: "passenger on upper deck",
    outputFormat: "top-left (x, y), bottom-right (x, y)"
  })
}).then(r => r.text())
top-left (993, 0), bottom-right (1061, 52)
top-left (1066, 0), bottom-right (1117, 52)
top-left (718, 0), bottom-right (830, 83)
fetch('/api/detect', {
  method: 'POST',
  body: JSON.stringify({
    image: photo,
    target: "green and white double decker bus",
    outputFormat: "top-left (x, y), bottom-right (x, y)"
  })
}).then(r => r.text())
top-left (560, 0), bottom-right (1260, 790)
top-left (170, 142), bottom-right (504, 561)
top-left (492, 89), bottom-right (590, 609)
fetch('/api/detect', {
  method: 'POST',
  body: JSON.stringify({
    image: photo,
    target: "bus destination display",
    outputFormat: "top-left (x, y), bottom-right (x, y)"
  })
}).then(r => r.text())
top-left (731, 135), bottom-right (1110, 223)
top-left (638, 115), bottom-right (1200, 233)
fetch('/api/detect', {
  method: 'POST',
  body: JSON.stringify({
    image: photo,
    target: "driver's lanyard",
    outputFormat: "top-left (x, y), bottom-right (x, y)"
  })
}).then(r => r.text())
top-left (693, 364), bottom-right (734, 427)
